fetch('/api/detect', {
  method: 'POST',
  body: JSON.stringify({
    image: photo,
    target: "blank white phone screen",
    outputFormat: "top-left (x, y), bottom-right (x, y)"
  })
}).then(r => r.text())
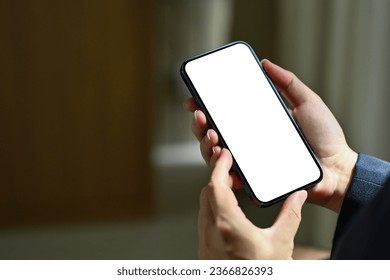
top-left (184, 42), bottom-right (321, 203)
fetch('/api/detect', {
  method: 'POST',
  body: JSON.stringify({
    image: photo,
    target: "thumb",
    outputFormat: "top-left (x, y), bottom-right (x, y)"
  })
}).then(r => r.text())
top-left (272, 190), bottom-right (307, 239)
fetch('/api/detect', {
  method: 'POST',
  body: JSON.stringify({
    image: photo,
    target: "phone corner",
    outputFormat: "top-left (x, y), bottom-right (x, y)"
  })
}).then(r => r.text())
top-left (179, 60), bottom-right (188, 76)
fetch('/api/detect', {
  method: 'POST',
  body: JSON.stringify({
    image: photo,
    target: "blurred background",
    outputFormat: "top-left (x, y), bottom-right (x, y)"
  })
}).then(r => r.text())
top-left (1, 0), bottom-right (389, 259)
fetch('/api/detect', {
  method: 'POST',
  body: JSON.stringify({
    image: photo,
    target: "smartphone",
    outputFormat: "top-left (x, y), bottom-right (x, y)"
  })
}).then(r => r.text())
top-left (180, 41), bottom-right (322, 207)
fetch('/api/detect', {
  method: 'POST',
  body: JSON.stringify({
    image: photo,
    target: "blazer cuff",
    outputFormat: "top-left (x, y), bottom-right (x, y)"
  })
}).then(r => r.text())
top-left (344, 153), bottom-right (390, 208)
top-left (332, 153), bottom-right (390, 251)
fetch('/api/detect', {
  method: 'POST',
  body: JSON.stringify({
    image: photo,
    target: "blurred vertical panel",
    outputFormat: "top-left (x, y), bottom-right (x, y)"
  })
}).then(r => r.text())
top-left (231, 1), bottom-right (278, 60)
top-left (0, 1), bottom-right (154, 226)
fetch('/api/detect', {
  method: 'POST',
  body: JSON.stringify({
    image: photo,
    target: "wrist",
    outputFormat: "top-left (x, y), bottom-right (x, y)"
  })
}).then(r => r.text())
top-left (328, 147), bottom-right (358, 213)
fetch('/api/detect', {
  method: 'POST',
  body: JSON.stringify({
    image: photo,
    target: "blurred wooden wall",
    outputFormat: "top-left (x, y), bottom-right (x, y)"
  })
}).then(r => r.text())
top-left (0, 1), bottom-right (154, 227)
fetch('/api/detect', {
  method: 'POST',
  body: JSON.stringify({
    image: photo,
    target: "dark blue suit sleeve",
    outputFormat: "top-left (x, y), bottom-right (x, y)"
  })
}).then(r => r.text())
top-left (331, 153), bottom-right (390, 259)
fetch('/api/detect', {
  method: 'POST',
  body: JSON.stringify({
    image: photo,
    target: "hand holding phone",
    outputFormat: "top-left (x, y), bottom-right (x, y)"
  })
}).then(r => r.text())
top-left (181, 42), bottom-right (322, 207)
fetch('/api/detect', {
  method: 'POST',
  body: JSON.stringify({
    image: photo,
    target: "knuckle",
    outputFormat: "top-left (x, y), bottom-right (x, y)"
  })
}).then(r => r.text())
top-left (288, 207), bottom-right (302, 223)
top-left (215, 216), bottom-right (235, 242)
top-left (215, 218), bottom-right (246, 259)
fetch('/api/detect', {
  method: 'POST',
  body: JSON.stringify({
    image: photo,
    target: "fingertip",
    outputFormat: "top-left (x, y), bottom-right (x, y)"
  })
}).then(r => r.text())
top-left (296, 190), bottom-right (308, 206)
top-left (194, 110), bottom-right (199, 121)
top-left (261, 60), bottom-right (289, 92)
top-left (281, 190), bottom-right (307, 216)
top-left (261, 58), bottom-right (270, 65)
top-left (273, 189), bottom-right (307, 237)
top-left (212, 145), bottom-right (222, 157)
top-left (183, 97), bottom-right (197, 112)
top-left (220, 147), bottom-right (230, 157)
top-left (209, 148), bottom-right (218, 169)
top-left (219, 148), bottom-right (233, 168)
top-left (261, 58), bottom-right (276, 72)
top-left (207, 129), bottom-right (219, 145)
top-left (290, 190), bottom-right (307, 208)
top-left (210, 146), bottom-right (223, 167)
top-left (211, 148), bottom-right (230, 170)
top-left (194, 109), bottom-right (204, 122)
top-left (194, 110), bottom-right (207, 127)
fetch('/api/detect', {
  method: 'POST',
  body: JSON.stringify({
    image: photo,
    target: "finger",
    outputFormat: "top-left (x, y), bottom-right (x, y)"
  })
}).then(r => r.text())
top-left (209, 148), bottom-right (234, 190)
top-left (183, 97), bottom-right (199, 112)
top-left (261, 59), bottom-right (315, 108)
top-left (209, 146), bottom-right (227, 172)
top-left (210, 146), bottom-right (243, 190)
top-left (208, 149), bottom-right (239, 217)
top-left (272, 190), bottom-right (307, 238)
top-left (201, 129), bottom-right (219, 166)
top-left (191, 110), bottom-right (208, 142)
top-left (210, 145), bottom-right (222, 169)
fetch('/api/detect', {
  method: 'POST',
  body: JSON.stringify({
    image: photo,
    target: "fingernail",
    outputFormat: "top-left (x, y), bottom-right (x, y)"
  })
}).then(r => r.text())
top-left (296, 190), bottom-right (308, 206)
top-left (261, 58), bottom-right (270, 64)
top-left (212, 146), bottom-right (216, 154)
top-left (194, 110), bottom-right (198, 121)
top-left (206, 129), bottom-right (211, 143)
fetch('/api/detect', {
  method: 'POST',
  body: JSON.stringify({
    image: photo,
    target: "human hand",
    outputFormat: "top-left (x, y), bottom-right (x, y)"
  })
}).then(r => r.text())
top-left (199, 148), bottom-right (307, 259)
top-left (184, 60), bottom-right (357, 213)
